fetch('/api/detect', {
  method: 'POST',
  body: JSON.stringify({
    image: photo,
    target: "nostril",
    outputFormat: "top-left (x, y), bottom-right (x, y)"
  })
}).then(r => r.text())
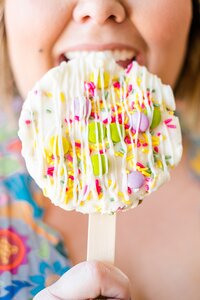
top-left (73, 1), bottom-right (126, 25)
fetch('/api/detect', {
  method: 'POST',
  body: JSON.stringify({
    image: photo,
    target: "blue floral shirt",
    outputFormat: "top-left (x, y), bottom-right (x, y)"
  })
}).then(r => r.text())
top-left (0, 100), bottom-right (71, 299)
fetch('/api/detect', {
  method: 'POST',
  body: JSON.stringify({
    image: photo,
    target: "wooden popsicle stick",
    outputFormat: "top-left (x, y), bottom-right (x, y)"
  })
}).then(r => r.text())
top-left (87, 213), bottom-right (116, 264)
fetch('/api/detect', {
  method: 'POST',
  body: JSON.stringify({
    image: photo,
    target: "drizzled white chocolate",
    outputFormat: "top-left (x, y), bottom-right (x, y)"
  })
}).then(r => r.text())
top-left (18, 52), bottom-right (182, 214)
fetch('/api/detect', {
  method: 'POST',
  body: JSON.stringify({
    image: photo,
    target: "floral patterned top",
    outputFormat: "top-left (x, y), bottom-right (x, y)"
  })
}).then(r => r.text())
top-left (0, 98), bottom-right (71, 299)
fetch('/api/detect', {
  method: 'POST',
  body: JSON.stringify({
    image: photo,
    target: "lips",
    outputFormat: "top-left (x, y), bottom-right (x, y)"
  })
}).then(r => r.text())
top-left (58, 49), bottom-right (138, 69)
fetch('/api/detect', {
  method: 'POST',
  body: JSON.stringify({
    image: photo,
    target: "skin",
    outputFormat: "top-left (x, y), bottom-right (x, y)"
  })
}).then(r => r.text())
top-left (4, 0), bottom-right (200, 299)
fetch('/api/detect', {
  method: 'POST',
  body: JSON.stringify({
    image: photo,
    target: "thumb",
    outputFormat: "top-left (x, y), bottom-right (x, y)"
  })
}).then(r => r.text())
top-left (34, 261), bottom-right (131, 300)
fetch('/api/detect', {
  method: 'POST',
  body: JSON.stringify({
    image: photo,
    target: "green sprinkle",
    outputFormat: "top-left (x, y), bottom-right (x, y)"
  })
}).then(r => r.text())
top-left (165, 155), bottom-right (172, 160)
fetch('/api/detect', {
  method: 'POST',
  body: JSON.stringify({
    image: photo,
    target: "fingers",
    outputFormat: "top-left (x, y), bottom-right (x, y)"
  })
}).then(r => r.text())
top-left (34, 261), bottom-right (131, 300)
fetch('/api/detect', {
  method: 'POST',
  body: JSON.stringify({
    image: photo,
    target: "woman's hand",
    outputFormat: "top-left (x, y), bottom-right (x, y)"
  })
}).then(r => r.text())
top-left (33, 261), bottom-right (131, 300)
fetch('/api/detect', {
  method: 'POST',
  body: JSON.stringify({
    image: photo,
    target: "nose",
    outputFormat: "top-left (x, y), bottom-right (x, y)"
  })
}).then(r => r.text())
top-left (73, 0), bottom-right (126, 24)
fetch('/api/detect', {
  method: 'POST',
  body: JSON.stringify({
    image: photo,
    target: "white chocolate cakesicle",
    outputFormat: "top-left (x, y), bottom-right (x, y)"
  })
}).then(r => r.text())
top-left (18, 52), bottom-right (182, 214)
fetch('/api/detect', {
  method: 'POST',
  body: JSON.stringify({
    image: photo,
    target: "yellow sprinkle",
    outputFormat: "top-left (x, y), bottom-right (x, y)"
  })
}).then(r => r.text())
top-left (43, 188), bottom-right (47, 197)
top-left (125, 116), bottom-right (129, 124)
top-left (64, 194), bottom-right (71, 204)
top-left (129, 110), bottom-right (135, 115)
top-left (142, 133), bottom-right (148, 141)
top-left (35, 127), bottom-right (39, 134)
top-left (90, 71), bottom-right (110, 89)
top-left (141, 171), bottom-right (151, 177)
top-left (157, 160), bottom-right (163, 169)
top-left (68, 171), bottom-right (74, 176)
top-left (126, 155), bottom-right (134, 161)
top-left (98, 193), bottom-right (103, 200)
top-left (168, 111), bottom-right (174, 115)
top-left (60, 167), bottom-right (64, 176)
top-left (107, 180), bottom-right (113, 187)
top-left (135, 105), bottom-right (142, 112)
top-left (126, 169), bottom-right (131, 174)
top-left (152, 136), bottom-right (160, 146)
top-left (122, 199), bottom-right (132, 205)
top-left (44, 92), bottom-right (53, 98)
top-left (127, 145), bottom-right (133, 152)
top-left (50, 178), bottom-right (54, 185)
top-left (95, 206), bottom-right (102, 213)
top-left (68, 162), bottom-right (73, 168)
top-left (142, 148), bottom-right (149, 154)
top-left (60, 92), bottom-right (66, 102)
top-left (49, 135), bottom-right (70, 156)
top-left (86, 192), bottom-right (92, 201)
top-left (118, 191), bottom-right (124, 197)
top-left (80, 201), bottom-right (85, 206)
top-left (114, 152), bottom-right (124, 157)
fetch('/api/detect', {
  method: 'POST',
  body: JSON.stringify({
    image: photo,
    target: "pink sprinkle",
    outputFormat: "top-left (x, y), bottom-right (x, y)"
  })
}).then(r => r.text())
top-left (142, 143), bottom-right (148, 147)
top-left (47, 167), bottom-right (54, 177)
top-left (145, 177), bottom-right (151, 182)
top-left (164, 118), bottom-right (172, 124)
top-left (157, 132), bottom-right (161, 136)
top-left (167, 124), bottom-right (176, 129)
top-left (103, 118), bottom-right (108, 124)
top-left (137, 142), bottom-right (141, 148)
top-left (130, 128), bottom-right (136, 134)
top-left (66, 154), bottom-right (73, 162)
top-left (90, 112), bottom-right (99, 119)
top-left (124, 124), bottom-right (130, 129)
top-left (111, 116), bottom-right (116, 123)
top-left (25, 120), bottom-right (31, 125)
top-left (141, 103), bottom-right (145, 109)
top-left (74, 116), bottom-right (80, 121)
top-left (154, 146), bottom-right (159, 153)
top-left (126, 62), bottom-right (133, 74)
top-left (113, 81), bottom-right (120, 89)
top-left (99, 149), bottom-right (105, 154)
top-left (136, 162), bottom-right (145, 168)
top-left (64, 118), bottom-right (73, 124)
top-left (84, 185), bottom-right (88, 195)
top-left (85, 81), bottom-right (96, 97)
top-left (69, 175), bottom-right (74, 180)
top-left (128, 84), bottom-right (133, 93)
top-left (131, 102), bottom-right (135, 109)
top-left (75, 142), bottom-right (81, 148)
top-left (145, 185), bottom-right (149, 191)
top-left (78, 169), bottom-right (81, 174)
top-left (124, 136), bottom-right (131, 144)
top-left (127, 187), bottom-right (132, 194)
top-left (95, 179), bottom-right (102, 195)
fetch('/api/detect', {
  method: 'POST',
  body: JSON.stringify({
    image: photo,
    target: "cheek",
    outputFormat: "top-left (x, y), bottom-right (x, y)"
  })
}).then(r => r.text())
top-left (5, 1), bottom-right (72, 97)
top-left (132, 0), bottom-right (192, 85)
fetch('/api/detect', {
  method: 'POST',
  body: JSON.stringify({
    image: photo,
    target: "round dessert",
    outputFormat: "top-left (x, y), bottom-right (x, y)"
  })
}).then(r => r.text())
top-left (18, 52), bottom-right (182, 214)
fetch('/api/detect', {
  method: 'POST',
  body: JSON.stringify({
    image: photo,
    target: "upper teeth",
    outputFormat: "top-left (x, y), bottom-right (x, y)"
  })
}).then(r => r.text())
top-left (65, 50), bottom-right (135, 61)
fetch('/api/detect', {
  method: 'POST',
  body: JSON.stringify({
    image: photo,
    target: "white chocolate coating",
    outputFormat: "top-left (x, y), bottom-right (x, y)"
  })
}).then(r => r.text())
top-left (18, 52), bottom-right (182, 214)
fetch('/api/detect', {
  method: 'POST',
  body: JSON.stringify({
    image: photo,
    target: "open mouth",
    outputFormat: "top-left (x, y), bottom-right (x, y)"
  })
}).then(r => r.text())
top-left (58, 50), bottom-right (137, 69)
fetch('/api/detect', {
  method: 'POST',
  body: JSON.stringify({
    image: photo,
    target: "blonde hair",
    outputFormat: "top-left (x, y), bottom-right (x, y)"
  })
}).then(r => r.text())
top-left (0, 0), bottom-right (199, 133)
top-left (175, 0), bottom-right (200, 135)
top-left (0, 0), bottom-right (13, 106)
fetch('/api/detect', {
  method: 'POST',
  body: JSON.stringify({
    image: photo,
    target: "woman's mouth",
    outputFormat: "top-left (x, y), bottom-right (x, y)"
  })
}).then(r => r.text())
top-left (58, 49), bottom-right (137, 69)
